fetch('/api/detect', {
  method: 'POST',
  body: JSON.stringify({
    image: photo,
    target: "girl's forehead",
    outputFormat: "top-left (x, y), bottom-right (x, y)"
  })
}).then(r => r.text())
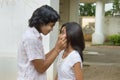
top-left (60, 26), bottom-right (66, 33)
top-left (61, 26), bottom-right (66, 30)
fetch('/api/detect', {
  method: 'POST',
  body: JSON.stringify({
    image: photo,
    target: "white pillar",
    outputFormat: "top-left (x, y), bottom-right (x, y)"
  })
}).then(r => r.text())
top-left (69, 0), bottom-right (79, 23)
top-left (92, 0), bottom-right (105, 44)
top-left (47, 1), bottom-right (59, 80)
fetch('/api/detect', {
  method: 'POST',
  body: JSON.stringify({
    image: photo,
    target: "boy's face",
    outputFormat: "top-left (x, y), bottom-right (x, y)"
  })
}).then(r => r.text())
top-left (40, 22), bottom-right (55, 35)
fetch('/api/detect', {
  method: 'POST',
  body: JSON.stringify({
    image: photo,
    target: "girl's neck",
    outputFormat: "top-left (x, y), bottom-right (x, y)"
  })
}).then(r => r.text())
top-left (62, 45), bottom-right (73, 59)
top-left (65, 45), bottom-right (73, 53)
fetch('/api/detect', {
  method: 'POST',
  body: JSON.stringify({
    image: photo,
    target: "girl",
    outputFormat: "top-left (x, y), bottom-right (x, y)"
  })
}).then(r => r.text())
top-left (55, 22), bottom-right (85, 80)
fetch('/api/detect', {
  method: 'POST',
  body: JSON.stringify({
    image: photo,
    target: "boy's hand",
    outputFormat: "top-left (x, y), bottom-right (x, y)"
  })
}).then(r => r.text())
top-left (54, 34), bottom-right (67, 53)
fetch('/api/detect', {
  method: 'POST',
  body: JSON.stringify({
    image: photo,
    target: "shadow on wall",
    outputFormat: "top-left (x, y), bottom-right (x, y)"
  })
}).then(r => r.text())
top-left (80, 17), bottom-right (95, 41)
top-left (82, 22), bottom-right (95, 41)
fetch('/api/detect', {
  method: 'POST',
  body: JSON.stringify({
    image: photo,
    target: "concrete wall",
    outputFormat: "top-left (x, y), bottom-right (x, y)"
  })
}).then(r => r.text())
top-left (104, 16), bottom-right (120, 36)
top-left (80, 16), bottom-right (95, 28)
top-left (59, 0), bottom-right (79, 27)
top-left (0, 0), bottom-right (59, 80)
top-left (80, 16), bottom-right (120, 40)
top-left (59, 0), bottom-right (70, 26)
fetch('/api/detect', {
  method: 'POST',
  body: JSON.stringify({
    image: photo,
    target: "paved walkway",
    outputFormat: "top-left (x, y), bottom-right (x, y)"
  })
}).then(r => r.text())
top-left (83, 42), bottom-right (120, 80)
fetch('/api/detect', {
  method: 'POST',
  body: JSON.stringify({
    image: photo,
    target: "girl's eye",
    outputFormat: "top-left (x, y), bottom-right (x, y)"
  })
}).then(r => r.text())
top-left (61, 31), bottom-right (65, 34)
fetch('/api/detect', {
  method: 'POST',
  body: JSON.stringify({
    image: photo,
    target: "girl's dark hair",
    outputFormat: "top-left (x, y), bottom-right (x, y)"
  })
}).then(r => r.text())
top-left (29, 5), bottom-right (60, 30)
top-left (60, 22), bottom-right (85, 61)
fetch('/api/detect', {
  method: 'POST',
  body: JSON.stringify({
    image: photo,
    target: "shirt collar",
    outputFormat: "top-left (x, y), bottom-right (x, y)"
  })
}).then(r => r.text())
top-left (31, 27), bottom-right (42, 40)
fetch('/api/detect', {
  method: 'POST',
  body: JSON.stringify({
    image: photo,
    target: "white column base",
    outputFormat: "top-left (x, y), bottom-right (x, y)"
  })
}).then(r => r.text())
top-left (92, 32), bottom-right (105, 44)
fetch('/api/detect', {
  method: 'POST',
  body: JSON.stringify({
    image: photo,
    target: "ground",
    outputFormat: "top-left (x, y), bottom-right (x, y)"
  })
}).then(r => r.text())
top-left (83, 42), bottom-right (120, 80)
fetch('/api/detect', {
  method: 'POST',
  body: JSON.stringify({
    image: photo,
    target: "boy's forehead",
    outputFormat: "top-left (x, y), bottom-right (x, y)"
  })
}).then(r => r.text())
top-left (48, 22), bottom-right (55, 26)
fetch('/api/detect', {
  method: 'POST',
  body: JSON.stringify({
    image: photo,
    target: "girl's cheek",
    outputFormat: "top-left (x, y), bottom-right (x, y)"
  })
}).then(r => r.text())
top-left (61, 33), bottom-right (66, 38)
top-left (63, 34), bottom-right (66, 38)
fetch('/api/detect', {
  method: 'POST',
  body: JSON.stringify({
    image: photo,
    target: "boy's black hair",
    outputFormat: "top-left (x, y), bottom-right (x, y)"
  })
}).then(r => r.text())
top-left (29, 5), bottom-right (60, 31)
top-left (60, 22), bottom-right (85, 61)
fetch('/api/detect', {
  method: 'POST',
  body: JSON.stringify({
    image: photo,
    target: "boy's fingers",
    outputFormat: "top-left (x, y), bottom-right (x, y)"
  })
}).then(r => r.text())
top-left (61, 36), bottom-right (66, 41)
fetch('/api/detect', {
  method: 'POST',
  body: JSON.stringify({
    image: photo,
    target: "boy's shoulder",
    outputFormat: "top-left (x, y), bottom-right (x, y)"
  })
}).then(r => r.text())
top-left (22, 28), bottom-right (37, 41)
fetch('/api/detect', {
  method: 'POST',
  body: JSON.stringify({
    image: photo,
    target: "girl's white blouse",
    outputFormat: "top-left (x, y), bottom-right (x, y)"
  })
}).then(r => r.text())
top-left (57, 50), bottom-right (82, 80)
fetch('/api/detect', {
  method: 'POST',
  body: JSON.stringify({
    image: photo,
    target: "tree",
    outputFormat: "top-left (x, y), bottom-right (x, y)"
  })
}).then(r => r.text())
top-left (105, 0), bottom-right (120, 16)
top-left (105, 10), bottom-right (113, 16)
top-left (79, 3), bottom-right (95, 16)
top-left (113, 0), bottom-right (120, 16)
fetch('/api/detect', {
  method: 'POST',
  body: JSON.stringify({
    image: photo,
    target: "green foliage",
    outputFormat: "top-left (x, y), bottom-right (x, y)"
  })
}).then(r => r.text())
top-left (105, 9), bottom-right (113, 16)
top-left (108, 34), bottom-right (120, 46)
top-left (113, 0), bottom-right (120, 14)
top-left (79, 3), bottom-right (95, 16)
top-left (105, 0), bottom-right (120, 16)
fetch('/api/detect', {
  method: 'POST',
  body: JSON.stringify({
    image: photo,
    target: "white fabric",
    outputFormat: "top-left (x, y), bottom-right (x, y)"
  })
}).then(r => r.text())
top-left (57, 50), bottom-right (82, 80)
top-left (17, 27), bottom-right (46, 80)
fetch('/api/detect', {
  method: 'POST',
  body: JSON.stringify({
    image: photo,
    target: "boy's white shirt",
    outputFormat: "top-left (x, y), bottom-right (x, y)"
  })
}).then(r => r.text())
top-left (17, 27), bottom-right (46, 80)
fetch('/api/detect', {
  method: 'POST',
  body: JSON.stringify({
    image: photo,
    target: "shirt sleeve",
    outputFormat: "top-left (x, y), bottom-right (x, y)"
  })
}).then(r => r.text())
top-left (23, 38), bottom-right (44, 61)
top-left (69, 51), bottom-right (83, 68)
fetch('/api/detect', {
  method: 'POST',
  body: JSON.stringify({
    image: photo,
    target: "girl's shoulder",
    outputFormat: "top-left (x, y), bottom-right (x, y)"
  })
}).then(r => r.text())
top-left (70, 50), bottom-right (79, 57)
top-left (69, 50), bottom-right (83, 67)
top-left (69, 50), bottom-right (82, 62)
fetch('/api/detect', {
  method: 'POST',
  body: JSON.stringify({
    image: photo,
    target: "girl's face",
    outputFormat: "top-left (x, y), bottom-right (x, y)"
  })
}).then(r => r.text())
top-left (60, 27), bottom-right (66, 37)
top-left (60, 26), bottom-right (67, 48)
top-left (40, 22), bottom-right (55, 35)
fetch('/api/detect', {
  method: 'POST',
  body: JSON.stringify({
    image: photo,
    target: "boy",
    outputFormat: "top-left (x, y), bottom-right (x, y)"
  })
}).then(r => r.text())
top-left (17, 5), bottom-right (66, 80)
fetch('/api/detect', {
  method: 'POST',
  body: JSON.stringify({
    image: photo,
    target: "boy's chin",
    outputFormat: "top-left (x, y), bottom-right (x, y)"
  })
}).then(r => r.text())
top-left (42, 33), bottom-right (49, 35)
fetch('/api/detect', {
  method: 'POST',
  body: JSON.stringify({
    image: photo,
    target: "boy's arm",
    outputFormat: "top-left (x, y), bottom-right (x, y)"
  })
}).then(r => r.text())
top-left (32, 47), bottom-right (60, 73)
top-left (55, 73), bottom-right (58, 80)
top-left (32, 35), bottom-right (66, 73)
